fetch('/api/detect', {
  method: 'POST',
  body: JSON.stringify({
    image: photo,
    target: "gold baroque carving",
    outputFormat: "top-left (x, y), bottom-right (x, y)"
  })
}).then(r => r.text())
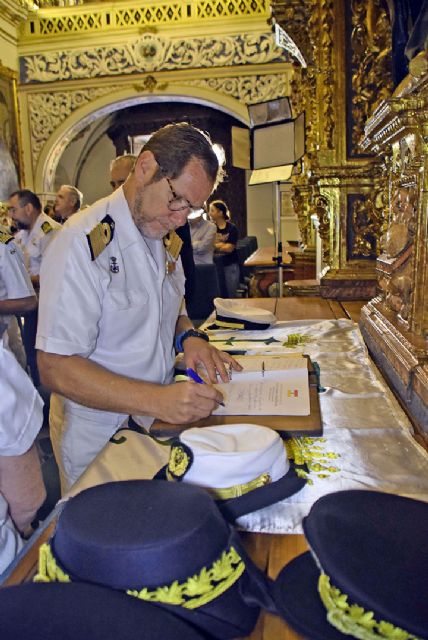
top-left (314, 194), bottom-right (332, 263)
top-left (21, 32), bottom-right (285, 84)
top-left (291, 186), bottom-right (312, 246)
top-left (319, 0), bottom-right (335, 149)
top-left (385, 258), bottom-right (414, 322)
top-left (351, 196), bottom-right (383, 258)
top-left (185, 74), bottom-right (286, 104)
top-left (350, 0), bottom-right (393, 152)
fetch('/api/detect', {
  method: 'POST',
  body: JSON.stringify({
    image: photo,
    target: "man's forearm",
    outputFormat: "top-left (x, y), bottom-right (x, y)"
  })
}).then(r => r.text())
top-left (0, 296), bottom-right (37, 316)
top-left (37, 350), bottom-right (169, 417)
top-left (175, 313), bottom-right (195, 337)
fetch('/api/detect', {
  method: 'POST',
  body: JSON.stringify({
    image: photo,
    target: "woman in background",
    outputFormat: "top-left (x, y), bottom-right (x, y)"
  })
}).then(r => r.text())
top-left (209, 200), bottom-right (239, 298)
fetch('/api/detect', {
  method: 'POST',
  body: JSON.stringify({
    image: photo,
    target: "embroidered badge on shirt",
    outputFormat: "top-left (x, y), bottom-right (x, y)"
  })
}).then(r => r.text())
top-left (0, 231), bottom-right (14, 244)
top-left (109, 256), bottom-right (119, 273)
top-left (41, 221), bottom-right (53, 234)
top-left (86, 214), bottom-right (115, 261)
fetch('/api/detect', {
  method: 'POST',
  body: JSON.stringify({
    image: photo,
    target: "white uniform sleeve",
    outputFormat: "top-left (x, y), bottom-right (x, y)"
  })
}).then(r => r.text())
top-left (1, 243), bottom-right (35, 300)
top-left (0, 493), bottom-right (23, 575)
top-left (0, 342), bottom-right (43, 456)
top-left (36, 226), bottom-right (105, 357)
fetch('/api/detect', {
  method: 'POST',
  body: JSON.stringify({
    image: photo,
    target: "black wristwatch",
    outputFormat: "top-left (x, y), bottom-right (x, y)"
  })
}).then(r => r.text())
top-left (175, 329), bottom-right (209, 352)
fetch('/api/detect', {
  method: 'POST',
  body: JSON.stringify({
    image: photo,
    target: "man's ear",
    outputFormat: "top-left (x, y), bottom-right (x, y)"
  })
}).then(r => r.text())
top-left (133, 150), bottom-right (158, 185)
top-left (24, 203), bottom-right (33, 221)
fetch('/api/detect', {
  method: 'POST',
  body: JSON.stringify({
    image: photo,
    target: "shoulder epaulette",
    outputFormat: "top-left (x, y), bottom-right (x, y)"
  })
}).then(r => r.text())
top-left (86, 214), bottom-right (115, 261)
top-left (0, 231), bottom-right (14, 245)
top-left (41, 221), bottom-right (53, 234)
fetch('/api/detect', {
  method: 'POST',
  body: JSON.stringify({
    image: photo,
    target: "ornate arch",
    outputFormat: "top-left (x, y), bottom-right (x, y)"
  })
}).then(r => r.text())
top-left (29, 74), bottom-right (287, 192)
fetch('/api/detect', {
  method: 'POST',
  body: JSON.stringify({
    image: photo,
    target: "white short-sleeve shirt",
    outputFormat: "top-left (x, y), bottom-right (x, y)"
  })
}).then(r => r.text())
top-left (0, 234), bottom-right (35, 336)
top-left (36, 188), bottom-right (186, 486)
top-left (14, 212), bottom-right (61, 277)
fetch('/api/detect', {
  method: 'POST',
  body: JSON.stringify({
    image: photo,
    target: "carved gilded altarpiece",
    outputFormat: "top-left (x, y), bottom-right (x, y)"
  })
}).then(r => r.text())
top-left (271, 0), bottom-right (393, 299)
top-left (360, 68), bottom-right (428, 439)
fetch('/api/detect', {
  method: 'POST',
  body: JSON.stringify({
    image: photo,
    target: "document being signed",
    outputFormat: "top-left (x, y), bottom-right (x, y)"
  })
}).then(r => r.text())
top-left (212, 354), bottom-right (310, 416)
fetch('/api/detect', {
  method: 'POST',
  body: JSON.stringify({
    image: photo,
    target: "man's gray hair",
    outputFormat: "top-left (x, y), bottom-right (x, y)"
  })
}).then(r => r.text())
top-left (61, 185), bottom-right (83, 212)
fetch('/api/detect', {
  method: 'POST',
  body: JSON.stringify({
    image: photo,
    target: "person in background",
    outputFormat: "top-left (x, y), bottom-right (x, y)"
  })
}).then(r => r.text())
top-left (43, 202), bottom-right (55, 218)
top-left (110, 154), bottom-right (137, 191)
top-left (36, 122), bottom-right (240, 492)
top-left (53, 184), bottom-right (82, 223)
top-left (188, 208), bottom-right (217, 264)
top-left (209, 199), bottom-right (240, 297)
top-left (8, 189), bottom-right (61, 386)
top-left (110, 152), bottom-right (196, 307)
top-left (0, 339), bottom-right (46, 573)
top-left (0, 229), bottom-right (37, 369)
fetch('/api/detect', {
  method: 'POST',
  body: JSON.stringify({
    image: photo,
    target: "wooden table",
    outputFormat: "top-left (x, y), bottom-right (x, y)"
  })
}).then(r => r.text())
top-left (0, 297), bottom-right (367, 640)
top-left (244, 246), bottom-right (294, 268)
top-left (243, 247), bottom-right (304, 297)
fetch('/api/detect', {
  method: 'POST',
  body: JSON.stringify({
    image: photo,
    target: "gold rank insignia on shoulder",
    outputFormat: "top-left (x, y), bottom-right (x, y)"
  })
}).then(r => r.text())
top-left (0, 231), bottom-right (14, 244)
top-left (86, 214), bottom-right (115, 261)
top-left (41, 221), bottom-right (53, 234)
top-left (163, 230), bottom-right (183, 261)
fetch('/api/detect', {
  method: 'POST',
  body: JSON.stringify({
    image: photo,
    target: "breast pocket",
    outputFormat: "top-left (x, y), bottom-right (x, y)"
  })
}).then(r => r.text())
top-left (104, 287), bottom-right (149, 311)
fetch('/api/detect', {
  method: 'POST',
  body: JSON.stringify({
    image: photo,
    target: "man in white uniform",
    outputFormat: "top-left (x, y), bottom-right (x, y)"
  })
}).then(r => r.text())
top-left (53, 184), bottom-right (82, 223)
top-left (8, 190), bottom-right (61, 284)
top-left (36, 123), bottom-right (240, 492)
top-left (110, 154), bottom-right (137, 191)
top-left (8, 189), bottom-right (61, 385)
top-left (0, 230), bottom-right (37, 355)
top-left (189, 210), bottom-right (217, 264)
top-left (0, 340), bottom-right (46, 573)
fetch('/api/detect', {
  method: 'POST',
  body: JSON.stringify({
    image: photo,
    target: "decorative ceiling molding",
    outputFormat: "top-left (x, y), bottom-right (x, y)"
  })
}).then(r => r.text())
top-left (20, 31), bottom-right (288, 83)
top-left (0, 0), bottom-right (31, 26)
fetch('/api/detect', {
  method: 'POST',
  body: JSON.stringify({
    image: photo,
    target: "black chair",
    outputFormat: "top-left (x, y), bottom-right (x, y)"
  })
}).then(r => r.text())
top-left (246, 235), bottom-right (258, 254)
top-left (187, 263), bottom-right (221, 326)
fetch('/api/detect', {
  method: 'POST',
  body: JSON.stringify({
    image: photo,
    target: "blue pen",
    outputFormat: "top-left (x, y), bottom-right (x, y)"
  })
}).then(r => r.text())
top-left (186, 367), bottom-right (225, 406)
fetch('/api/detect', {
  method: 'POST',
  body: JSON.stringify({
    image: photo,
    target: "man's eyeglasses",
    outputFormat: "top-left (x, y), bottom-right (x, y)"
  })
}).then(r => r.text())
top-left (165, 176), bottom-right (202, 215)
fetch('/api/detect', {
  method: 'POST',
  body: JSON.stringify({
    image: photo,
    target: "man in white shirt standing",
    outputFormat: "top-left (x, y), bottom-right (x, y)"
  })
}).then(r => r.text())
top-left (8, 189), bottom-right (61, 385)
top-left (36, 122), bottom-right (240, 492)
top-left (188, 210), bottom-right (217, 264)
